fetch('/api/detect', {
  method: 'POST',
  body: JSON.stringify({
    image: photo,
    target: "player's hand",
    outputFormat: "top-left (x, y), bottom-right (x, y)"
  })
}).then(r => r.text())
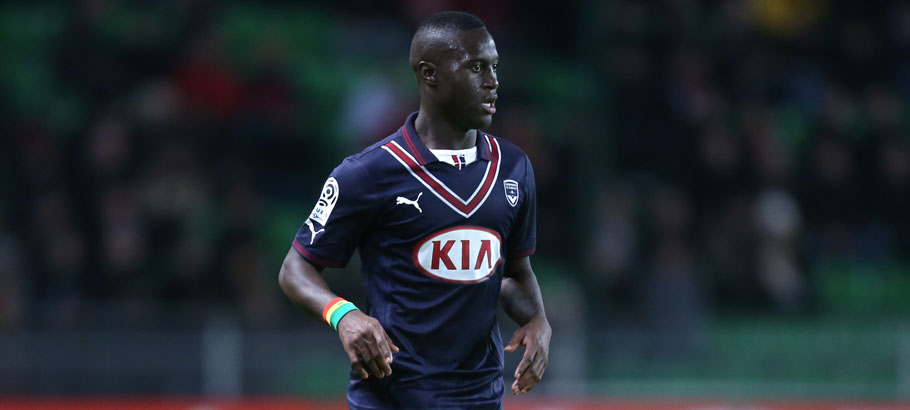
top-left (337, 310), bottom-right (400, 380)
top-left (504, 316), bottom-right (551, 395)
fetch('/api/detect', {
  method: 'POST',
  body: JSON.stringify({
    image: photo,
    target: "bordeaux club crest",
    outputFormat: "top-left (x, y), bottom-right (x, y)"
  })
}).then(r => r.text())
top-left (503, 179), bottom-right (519, 207)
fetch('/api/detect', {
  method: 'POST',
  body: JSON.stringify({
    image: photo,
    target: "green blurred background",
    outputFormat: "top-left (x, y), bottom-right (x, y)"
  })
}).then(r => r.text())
top-left (1, 0), bottom-right (909, 402)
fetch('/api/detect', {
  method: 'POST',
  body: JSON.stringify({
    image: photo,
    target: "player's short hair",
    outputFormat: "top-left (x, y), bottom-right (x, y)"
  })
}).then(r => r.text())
top-left (416, 11), bottom-right (485, 34)
top-left (409, 11), bottom-right (487, 72)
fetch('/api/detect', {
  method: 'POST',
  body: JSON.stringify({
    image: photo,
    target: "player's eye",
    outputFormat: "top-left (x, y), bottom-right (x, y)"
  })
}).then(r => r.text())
top-left (492, 64), bottom-right (498, 72)
top-left (471, 64), bottom-right (482, 73)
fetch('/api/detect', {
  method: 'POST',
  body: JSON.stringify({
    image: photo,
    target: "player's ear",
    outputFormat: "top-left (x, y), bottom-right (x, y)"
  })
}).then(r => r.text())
top-left (418, 61), bottom-right (437, 86)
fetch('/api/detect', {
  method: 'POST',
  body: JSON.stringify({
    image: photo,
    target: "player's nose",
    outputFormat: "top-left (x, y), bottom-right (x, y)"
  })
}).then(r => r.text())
top-left (483, 70), bottom-right (498, 89)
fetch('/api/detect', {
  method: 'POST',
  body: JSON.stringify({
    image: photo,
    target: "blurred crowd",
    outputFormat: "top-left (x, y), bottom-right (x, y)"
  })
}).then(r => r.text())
top-left (2, 1), bottom-right (333, 329)
top-left (0, 0), bottom-right (580, 330)
top-left (587, 0), bottom-right (910, 348)
top-left (1, 0), bottom-right (908, 338)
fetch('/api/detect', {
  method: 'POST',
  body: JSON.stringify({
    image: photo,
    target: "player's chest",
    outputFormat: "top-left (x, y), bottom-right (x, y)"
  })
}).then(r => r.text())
top-left (373, 160), bottom-right (524, 238)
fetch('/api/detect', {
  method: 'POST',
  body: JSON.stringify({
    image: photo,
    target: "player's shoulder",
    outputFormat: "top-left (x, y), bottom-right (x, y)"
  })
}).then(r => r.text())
top-left (334, 131), bottom-right (401, 173)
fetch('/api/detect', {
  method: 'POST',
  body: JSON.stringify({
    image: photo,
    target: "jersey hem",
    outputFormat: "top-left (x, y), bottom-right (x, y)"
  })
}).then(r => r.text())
top-left (292, 239), bottom-right (346, 268)
top-left (508, 246), bottom-right (536, 259)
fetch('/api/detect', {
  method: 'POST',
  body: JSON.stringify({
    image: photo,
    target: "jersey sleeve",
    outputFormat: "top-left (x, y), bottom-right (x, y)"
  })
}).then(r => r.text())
top-left (292, 158), bottom-right (379, 268)
top-left (507, 155), bottom-right (537, 259)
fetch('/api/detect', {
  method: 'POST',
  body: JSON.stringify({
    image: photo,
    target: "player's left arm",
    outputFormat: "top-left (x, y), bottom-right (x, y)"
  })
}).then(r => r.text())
top-left (501, 256), bottom-right (551, 395)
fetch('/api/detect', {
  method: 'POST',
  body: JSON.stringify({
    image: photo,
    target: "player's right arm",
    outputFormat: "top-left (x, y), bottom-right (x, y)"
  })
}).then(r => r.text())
top-left (279, 248), bottom-right (399, 379)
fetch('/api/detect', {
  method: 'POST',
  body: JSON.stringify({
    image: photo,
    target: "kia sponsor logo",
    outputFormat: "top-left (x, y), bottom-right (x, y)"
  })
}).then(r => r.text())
top-left (413, 226), bottom-right (502, 283)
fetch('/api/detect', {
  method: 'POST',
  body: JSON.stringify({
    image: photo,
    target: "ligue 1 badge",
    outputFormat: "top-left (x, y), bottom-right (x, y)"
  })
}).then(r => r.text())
top-left (503, 179), bottom-right (519, 207)
top-left (309, 177), bottom-right (339, 225)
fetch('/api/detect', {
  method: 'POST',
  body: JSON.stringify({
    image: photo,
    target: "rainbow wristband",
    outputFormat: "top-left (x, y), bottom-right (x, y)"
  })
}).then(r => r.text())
top-left (322, 297), bottom-right (359, 331)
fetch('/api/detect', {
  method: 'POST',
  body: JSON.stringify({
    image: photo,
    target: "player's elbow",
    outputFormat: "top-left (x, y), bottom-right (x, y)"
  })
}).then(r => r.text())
top-left (278, 263), bottom-right (290, 294)
top-left (278, 249), bottom-right (323, 294)
top-left (278, 253), bottom-right (299, 295)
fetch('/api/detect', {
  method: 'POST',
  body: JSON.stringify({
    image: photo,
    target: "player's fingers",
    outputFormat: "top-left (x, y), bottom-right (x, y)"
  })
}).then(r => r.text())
top-left (382, 328), bottom-right (400, 354)
top-left (526, 350), bottom-right (544, 375)
top-left (345, 347), bottom-right (365, 374)
top-left (504, 330), bottom-right (524, 352)
top-left (371, 359), bottom-right (388, 379)
top-left (363, 354), bottom-right (385, 379)
top-left (368, 329), bottom-right (393, 376)
top-left (514, 348), bottom-right (536, 378)
top-left (529, 364), bottom-right (545, 387)
top-left (351, 361), bottom-right (369, 380)
top-left (372, 352), bottom-right (392, 378)
top-left (516, 362), bottom-right (543, 393)
top-left (511, 379), bottom-right (520, 395)
top-left (372, 327), bottom-right (394, 364)
top-left (517, 370), bottom-right (540, 394)
top-left (532, 356), bottom-right (548, 381)
top-left (362, 339), bottom-right (389, 378)
top-left (513, 358), bottom-right (525, 379)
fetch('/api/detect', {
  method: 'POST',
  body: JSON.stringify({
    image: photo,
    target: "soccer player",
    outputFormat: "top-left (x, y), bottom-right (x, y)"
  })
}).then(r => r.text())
top-left (279, 11), bottom-right (551, 409)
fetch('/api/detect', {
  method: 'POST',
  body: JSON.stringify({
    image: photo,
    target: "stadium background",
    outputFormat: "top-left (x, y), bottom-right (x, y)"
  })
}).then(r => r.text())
top-left (1, 0), bottom-right (909, 409)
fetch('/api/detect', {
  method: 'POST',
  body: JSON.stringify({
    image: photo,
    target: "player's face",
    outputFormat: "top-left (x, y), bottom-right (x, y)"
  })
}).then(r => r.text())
top-left (437, 29), bottom-right (499, 130)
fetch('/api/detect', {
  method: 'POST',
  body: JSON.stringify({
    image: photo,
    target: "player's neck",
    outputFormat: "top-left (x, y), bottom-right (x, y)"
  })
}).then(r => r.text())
top-left (414, 108), bottom-right (477, 150)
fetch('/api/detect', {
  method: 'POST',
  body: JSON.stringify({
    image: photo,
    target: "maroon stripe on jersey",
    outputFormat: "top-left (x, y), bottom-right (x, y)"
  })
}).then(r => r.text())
top-left (401, 126), bottom-right (427, 165)
top-left (485, 134), bottom-right (493, 158)
top-left (464, 136), bottom-right (499, 210)
top-left (293, 239), bottom-right (345, 268)
top-left (508, 247), bottom-right (536, 259)
top-left (385, 142), bottom-right (469, 211)
top-left (383, 136), bottom-right (500, 216)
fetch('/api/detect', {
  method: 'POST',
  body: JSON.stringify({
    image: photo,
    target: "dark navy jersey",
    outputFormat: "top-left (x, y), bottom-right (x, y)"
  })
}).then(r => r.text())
top-left (292, 112), bottom-right (537, 409)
